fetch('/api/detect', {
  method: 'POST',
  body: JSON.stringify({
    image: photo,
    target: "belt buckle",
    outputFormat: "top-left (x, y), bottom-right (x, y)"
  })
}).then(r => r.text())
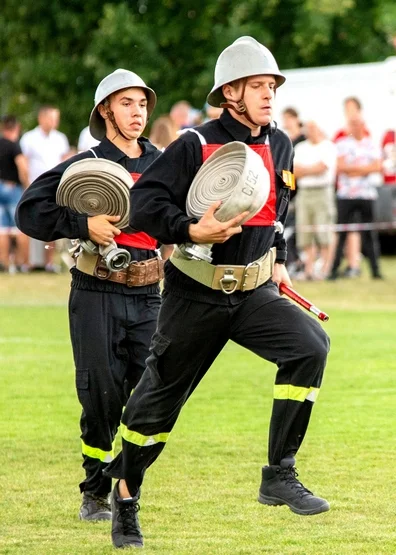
top-left (219, 268), bottom-right (239, 294)
top-left (242, 260), bottom-right (261, 291)
top-left (93, 259), bottom-right (112, 280)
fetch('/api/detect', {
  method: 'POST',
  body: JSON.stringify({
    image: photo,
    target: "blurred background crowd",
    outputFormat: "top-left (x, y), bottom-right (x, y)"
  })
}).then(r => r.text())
top-left (0, 92), bottom-right (394, 281)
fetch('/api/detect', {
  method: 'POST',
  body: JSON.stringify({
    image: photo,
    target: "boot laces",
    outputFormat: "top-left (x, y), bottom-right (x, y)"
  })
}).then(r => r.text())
top-left (278, 466), bottom-right (313, 498)
top-left (118, 500), bottom-right (141, 536)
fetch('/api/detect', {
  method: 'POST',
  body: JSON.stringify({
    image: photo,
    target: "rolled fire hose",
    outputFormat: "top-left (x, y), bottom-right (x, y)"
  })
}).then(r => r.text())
top-left (179, 141), bottom-right (270, 262)
top-left (56, 158), bottom-right (134, 271)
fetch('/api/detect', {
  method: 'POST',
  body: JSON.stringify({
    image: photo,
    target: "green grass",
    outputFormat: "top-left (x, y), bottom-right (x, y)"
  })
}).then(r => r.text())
top-left (1, 259), bottom-right (396, 554)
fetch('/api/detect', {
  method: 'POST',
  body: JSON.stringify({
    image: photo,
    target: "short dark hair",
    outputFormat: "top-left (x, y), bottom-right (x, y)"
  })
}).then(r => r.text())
top-left (282, 107), bottom-right (299, 118)
top-left (1, 115), bottom-right (19, 130)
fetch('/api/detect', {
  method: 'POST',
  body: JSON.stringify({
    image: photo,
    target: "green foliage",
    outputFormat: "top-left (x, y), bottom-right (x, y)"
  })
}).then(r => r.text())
top-left (1, 0), bottom-right (395, 142)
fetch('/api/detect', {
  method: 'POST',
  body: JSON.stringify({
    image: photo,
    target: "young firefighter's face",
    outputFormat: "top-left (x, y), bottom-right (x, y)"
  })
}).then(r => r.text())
top-left (106, 87), bottom-right (148, 140)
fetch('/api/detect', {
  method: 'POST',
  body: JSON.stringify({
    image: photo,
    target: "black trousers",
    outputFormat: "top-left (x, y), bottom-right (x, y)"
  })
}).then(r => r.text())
top-left (68, 288), bottom-right (160, 495)
top-left (331, 198), bottom-right (381, 276)
top-left (105, 281), bottom-right (330, 495)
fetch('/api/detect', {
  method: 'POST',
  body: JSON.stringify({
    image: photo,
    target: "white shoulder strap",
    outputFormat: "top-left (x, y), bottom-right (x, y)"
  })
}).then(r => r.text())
top-left (182, 128), bottom-right (269, 146)
top-left (89, 148), bottom-right (98, 158)
top-left (179, 128), bottom-right (207, 145)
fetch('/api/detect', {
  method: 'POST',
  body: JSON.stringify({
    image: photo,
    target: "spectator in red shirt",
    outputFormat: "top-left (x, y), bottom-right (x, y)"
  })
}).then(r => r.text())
top-left (381, 129), bottom-right (396, 185)
top-left (333, 97), bottom-right (370, 143)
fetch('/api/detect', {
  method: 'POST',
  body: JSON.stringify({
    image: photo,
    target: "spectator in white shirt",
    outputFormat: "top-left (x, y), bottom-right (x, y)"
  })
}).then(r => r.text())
top-left (294, 121), bottom-right (337, 279)
top-left (77, 126), bottom-right (100, 152)
top-left (20, 105), bottom-right (69, 271)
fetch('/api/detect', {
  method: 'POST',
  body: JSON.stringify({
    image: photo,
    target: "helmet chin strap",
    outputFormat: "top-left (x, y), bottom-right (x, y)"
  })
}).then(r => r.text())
top-left (220, 79), bottom-right (260, 128)
top-left (103, 99), bottom-right (132, 142)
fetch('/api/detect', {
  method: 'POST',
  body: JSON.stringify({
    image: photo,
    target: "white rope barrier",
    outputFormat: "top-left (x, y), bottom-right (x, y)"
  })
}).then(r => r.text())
top-left (286, 221), bottom-right (396, 233)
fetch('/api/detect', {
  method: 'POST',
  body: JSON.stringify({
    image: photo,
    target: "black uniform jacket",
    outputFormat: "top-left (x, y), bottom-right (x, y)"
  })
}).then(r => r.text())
top-left (129, 110), bottom-right (294, 305)
top-left (15, 137), bottom-right (161, 294)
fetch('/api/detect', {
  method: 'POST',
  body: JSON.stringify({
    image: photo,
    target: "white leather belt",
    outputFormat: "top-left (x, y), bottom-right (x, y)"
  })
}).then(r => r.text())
top-left (170, 246), bottom-right (276, 294)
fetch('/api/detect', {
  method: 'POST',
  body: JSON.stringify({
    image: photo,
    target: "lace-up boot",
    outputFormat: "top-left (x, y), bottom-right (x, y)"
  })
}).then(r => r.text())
top-left (79, 492), bottom-right (111, 521)
top-left (111, 481), bottom-right (143, 548)
top-left (258, 459), bottom-right (330, 515)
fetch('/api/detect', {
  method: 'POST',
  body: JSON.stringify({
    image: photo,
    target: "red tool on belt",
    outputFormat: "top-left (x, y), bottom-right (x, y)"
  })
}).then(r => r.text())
top-left (279, 283), bottom-right (329, 322)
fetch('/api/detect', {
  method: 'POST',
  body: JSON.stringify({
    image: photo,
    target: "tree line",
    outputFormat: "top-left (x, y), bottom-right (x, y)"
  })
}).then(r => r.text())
top-left (1, 0), bottom-right (395, 143)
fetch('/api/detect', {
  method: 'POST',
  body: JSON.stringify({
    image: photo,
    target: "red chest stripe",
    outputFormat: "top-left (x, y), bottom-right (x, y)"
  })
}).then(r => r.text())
top-left (201, 144), bottom-right (276, 226)
top-left (116, 172), bottom-right (158, 250)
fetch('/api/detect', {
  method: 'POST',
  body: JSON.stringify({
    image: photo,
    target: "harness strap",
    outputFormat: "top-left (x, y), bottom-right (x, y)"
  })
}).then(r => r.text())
top-left (187, 129), bottom-right (207, 145)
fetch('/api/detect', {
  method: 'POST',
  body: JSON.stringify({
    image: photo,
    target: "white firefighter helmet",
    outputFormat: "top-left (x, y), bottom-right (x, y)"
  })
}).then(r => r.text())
top-left (207, 36), bottom-right (286, 107)
top-left (89, 69), bottom-right (157, 140)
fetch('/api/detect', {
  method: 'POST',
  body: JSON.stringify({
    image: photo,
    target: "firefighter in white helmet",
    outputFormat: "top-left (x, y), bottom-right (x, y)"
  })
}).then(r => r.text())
top-left (103, 37), bottom-right (331, 549)
top-left (16, 69), bottom-right (164, 521)
top-left (207, 35), bottom-right (286, 126)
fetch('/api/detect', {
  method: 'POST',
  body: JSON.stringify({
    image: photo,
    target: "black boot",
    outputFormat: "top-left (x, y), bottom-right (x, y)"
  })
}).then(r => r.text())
top-left (79, 492), bottom-right (111, 521)
top-left (258, 460), bottom-right (330, 515)
top-left (111, 481), bottom-right (143, 548)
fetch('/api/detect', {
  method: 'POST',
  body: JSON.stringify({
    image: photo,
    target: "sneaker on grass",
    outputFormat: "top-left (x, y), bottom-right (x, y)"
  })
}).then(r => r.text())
top-left (111, 481), bottom-right (143, 549)
top-left (79, 491), bottom-right (111, 521)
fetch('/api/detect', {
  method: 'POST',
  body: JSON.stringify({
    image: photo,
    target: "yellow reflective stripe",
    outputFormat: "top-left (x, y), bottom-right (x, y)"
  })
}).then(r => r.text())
top-left (81, 440), bottom-right (114, 463)
top-left (120, 423), bottom-right (170, 447)
top-left (274, 384), bottom-right (320, 403)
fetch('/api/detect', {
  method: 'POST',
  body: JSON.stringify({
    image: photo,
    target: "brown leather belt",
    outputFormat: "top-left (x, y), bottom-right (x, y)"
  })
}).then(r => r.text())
top-left (76, 250), bottom-right (164, 287)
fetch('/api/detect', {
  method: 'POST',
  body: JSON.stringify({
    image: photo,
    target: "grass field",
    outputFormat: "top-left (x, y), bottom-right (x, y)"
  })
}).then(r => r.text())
top-left (1, 258), bottom-right (396, 554)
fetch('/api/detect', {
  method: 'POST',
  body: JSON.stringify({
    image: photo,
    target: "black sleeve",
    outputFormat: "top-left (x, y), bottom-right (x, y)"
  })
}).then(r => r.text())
top-left (13, 141), bottom-right (23, 158)
top-left (130, 135), bottom-right (199, 245)
top-left (15, 153), bottom-right (92, 242)
top-left (272, 131), bottom-right (294, 264)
